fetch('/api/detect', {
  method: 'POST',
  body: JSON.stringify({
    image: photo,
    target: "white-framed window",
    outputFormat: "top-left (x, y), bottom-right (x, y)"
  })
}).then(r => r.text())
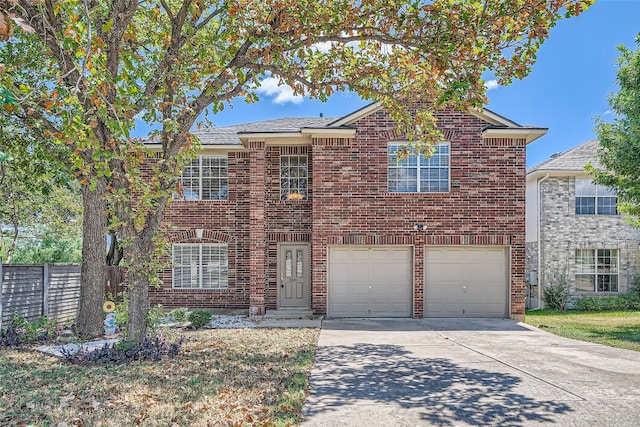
top-left (575, 249), bottom-right (618, 293)
top-left (172, 244), bottom-right (228, 289)
top-left (575, 179), bottom-right (617, 215)
top-left (177, 156), bottom-right (228, 201)
top-left (280, 155), bottom-right (308, 200)
top-left (388, 143), bottom-right (450, 193)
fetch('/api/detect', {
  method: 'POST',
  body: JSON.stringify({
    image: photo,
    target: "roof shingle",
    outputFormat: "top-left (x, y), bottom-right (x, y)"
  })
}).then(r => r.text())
top-left (528, 140), bottom-right (602, 174)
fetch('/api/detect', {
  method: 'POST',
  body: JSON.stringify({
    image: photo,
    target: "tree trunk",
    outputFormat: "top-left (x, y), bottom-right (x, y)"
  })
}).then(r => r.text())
top-left (76, 179), bottom-right (107, 338)
top-left (127, 267), bottom-right (150, 342)
top-left (125, 232), bottom-right (156, 342)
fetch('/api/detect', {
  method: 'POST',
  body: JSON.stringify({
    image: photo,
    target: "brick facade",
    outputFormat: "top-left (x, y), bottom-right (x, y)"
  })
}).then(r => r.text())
top-left (150, 106), bottom-right (531, 319)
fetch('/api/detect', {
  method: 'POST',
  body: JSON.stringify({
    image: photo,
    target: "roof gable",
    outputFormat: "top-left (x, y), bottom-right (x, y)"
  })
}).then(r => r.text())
top-left (144, 102), bottom-right (546, 147)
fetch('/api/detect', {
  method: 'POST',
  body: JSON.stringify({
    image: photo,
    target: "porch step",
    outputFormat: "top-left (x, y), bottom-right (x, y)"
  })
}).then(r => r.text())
top-left (263, 309), bottom-right (319, 320)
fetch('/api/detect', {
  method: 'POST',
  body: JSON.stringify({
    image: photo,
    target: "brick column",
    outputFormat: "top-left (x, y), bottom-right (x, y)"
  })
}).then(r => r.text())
top-left (413, 234), bottom-right (425, 318)
top-left (249, 141), bottom-right (266, 315)
top-left (511, 234), bottom-right (527, 322)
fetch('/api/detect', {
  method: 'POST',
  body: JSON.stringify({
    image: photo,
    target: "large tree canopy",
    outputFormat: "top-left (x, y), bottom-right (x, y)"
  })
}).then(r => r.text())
top-left (592, 35), bottom-right (640, 227)
top-left (0, 117), bottom-right (80, 263)
top-left (0, 0), bottom-right (591, 339)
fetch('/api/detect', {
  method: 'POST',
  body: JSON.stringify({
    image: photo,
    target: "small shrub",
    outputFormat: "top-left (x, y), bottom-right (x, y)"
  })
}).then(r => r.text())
top-left (170, 307), bottom-right (190, 323)
top-left (114, 292), bottom-right (129, 327)
top-left (188, 309), bottom-right (212, 329)
top-left (575, 297), bottom-right (602, 311)
top-left (0, 320), bottom-right (24, 347)
top-left (629, 275), bottom-right (640, 299)
top-left (61, 332), bottom-right (184, 364)
top-left (0, 314), bottom-right (60, 346)
top-left (146, 304), bottom-right (165, 336)
top-left (544, 283), bottom-right (569, 311)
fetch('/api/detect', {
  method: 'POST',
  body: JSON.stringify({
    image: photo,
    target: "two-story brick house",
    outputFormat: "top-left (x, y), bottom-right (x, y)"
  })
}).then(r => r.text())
top-left (525, 140), bottom-right (640, 308)
top-left (150, 102), bottom-right (546, 320)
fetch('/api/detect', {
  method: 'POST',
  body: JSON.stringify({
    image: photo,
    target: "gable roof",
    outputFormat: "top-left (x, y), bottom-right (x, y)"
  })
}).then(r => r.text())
top-left (145, 102), bottom-right (546, 147)
top-left (527, 140), bottom-right (601, 176)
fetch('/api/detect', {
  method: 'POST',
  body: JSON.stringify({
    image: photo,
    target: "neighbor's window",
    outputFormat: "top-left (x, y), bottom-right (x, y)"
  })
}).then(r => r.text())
top-left (388, 143), bottom-right (450, 193)
top-left (575, 179), bottom-right (617, 215)
top-left (280, 155), bottom-right (308, 200)
top-left (575, 249), bottom-right (618, 293)
top-left (177, 156), bottom-right (228, 201)
top-left (173, 244), bottom-right (228, 289)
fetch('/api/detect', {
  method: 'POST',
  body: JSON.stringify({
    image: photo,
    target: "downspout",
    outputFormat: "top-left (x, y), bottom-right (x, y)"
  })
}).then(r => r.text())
top-left (536, 173), bottom-right (550, 309)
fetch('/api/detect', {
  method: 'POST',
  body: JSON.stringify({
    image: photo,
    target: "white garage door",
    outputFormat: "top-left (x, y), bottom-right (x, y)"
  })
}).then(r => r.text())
top-left (329, 246), bottom-right (412, 317)
top-left (425, 246), bottom-right (508, 318)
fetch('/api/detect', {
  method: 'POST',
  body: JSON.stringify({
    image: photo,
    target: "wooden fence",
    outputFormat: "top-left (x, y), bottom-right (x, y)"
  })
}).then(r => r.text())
top-left (0, 263), bottom-right (81, 330)
top-left (0, 262), bottom-right (126, 330)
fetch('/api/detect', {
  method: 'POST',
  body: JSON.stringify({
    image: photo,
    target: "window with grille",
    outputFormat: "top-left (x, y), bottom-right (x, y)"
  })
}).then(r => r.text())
top-left (173, 244), bottom-right (228, 289)
top-left (388, 143), bottom-right (449, 193)
top-left (575, 249), bottom-right (618, 293)
top-left (575, 179), bottom-right (617, 215)
top-left (177, 156), bottom-right (228, 201)
top-left (280, 155), bottom-right (308, 200)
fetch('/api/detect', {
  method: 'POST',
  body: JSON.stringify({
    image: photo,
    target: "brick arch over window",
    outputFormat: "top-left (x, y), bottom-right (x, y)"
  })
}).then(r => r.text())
top-left (166, 230), bottom-right (235, 243)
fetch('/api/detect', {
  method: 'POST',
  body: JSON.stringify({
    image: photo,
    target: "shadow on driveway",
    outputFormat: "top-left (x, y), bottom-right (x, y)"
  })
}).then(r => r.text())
top-left (304, 341), bottom-right (572, 426)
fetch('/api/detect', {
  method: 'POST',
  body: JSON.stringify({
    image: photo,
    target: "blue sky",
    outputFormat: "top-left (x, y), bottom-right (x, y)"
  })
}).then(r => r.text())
top-left (140, 0), bottom-right (640, 169)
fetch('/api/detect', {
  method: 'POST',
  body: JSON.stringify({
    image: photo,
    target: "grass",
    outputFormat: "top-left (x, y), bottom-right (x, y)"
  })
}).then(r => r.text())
top-left (525, 309), bottom-right (640, 352)
top-left (0, 328), bottom-right (319, 426)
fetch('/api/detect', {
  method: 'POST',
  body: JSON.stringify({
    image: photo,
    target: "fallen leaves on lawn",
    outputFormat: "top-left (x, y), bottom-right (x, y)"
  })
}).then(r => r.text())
top-left (0, 328), bottom-right (319, 426)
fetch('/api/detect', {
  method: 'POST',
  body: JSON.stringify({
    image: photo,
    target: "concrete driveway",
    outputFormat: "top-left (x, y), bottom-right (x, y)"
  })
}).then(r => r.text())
top-left (302, 318), bottom-right (640, 426)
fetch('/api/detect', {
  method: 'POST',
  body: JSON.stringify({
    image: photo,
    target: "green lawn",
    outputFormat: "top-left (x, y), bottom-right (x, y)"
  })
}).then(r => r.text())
top-left (0, 328), bottom-right (319, 426)
top-left (525, 310), bottom-right (640, 352)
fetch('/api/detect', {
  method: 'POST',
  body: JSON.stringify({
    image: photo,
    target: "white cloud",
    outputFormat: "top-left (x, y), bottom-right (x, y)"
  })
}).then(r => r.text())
top-left (257, 77), bottom-right (304, 105)
top-left (602, 110), bottom-right (613, 116)
top-left (485, 79), bottom-right (500, 91)
top-left (311, 41), bottom-right (333, 53)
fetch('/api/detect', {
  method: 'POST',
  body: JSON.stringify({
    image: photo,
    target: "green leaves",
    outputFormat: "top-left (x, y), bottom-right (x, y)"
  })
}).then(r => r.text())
top-left (593, 37), bottom-right (640, 225)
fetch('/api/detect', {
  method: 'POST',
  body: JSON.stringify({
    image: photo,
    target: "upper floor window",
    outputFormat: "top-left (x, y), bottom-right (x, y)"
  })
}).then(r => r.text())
top-left (173, 243), bottom-right (228, 289)
top-left (177, 156), bottom-right (228, 201)
top-left (280, 155), bottom-right (308, 200)
top-left (388, 143), bottom-right (449, 193)
top-left (575, 249), bottom-right (618, 293)
top-left (575, 179), bottom-right (617, 215)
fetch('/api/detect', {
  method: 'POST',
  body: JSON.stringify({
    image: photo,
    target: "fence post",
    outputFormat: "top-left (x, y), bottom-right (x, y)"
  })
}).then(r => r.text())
top-left (0, 257), bottom-right (3, 331)
top-left (43, 263), bottom-right (50, 318)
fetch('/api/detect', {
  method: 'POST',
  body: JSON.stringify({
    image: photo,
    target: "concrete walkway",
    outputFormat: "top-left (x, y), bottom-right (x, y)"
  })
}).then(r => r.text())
top-left (302, 318), bottom-right (640, 426)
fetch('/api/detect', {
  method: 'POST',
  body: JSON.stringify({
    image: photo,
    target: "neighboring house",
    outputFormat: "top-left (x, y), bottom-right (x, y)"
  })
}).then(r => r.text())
top-left (525, 140), bottom-right (640, 308)
top-left (149, 102), bottom-right (547, 320)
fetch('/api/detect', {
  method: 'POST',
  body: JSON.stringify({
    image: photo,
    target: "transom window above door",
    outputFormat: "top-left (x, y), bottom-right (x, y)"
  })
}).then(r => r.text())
top-left (388, 143), bottom-right (450, 193)
top-left (280, 155), bottom-right (308, 200)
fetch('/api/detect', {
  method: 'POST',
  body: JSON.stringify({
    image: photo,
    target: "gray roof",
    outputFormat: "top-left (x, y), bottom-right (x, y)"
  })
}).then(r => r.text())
top-left (528, 140), bottom-right (602, 175)
top-left (193, 117), bottom-right (338, 146)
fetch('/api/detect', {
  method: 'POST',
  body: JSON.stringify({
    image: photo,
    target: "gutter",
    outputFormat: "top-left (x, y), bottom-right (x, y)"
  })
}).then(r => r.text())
top-left (535, 173), bottom-right (550, 310)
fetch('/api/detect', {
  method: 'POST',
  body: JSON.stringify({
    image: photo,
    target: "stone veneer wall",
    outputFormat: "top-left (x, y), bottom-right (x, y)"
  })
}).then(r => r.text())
top-left (538, 176), bottom-right (640, 298)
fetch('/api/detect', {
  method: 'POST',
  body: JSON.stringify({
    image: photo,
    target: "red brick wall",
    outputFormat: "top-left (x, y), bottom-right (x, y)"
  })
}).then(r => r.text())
top-left (265, 146), bottom-right (313, 310)
top-left (150, 151), bottom-right (251, 310)
top-left (154, 107), bottom-right (526, 318)
top-left (311, 108), bottom-right (526, 318)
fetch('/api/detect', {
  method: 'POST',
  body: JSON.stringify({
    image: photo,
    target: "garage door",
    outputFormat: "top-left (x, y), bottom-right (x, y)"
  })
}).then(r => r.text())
top-left (425, 246), bottom-right (508, 318)
top-left (329, 246), bottom-right (412, 317)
